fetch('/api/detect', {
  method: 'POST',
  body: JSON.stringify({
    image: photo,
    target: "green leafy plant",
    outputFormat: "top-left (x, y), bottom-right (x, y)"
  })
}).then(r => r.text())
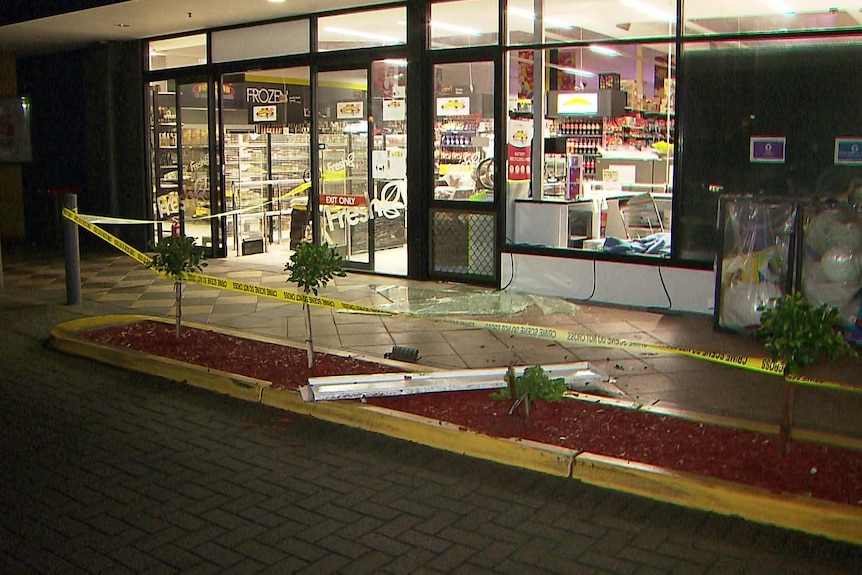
top-left (491, 364), bottom-right (567, 420)
top-left (285, 242), bottom-right (346, 368)
top-left (146, 235), bottom-right (206, 337)
top-left (758, 292), bottom-right (856, 455)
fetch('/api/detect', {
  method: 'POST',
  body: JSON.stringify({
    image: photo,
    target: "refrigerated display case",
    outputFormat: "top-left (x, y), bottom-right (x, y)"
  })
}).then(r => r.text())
top-left (224, 131), bottom-right (310, 255)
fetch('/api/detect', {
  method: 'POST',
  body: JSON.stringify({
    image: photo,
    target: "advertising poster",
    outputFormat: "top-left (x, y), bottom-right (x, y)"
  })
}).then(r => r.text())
top-left (336, 101), bottom-right (364, 120)
top-left (436, 97), bottom-right (470, 117)
top-left (517, 50), bottom-right (534, 100)
top-left (555, 49), bottom-right (578, 91)
top-left (750, 136), bottom-right (786, 164)
top-left (507, 118), bottom-right (532, 182)
top-left (252, 106), bottom-right (277, 122)
top-left (556, 92), bottom-right (599, 116)
top-left (382, 99), bottom-right (406, 122)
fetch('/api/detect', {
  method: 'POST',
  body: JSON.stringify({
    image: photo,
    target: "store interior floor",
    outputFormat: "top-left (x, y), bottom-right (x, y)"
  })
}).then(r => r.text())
top-left (231, 243), bottom-right (407, 277)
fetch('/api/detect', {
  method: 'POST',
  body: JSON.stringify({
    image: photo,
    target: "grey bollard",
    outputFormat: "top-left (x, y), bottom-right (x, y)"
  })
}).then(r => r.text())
top-left (62, 193), bottom-right (82, 305)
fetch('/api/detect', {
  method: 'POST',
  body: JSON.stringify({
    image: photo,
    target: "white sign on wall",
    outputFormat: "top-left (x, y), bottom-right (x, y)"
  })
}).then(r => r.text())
top-left (382, 99), bottom-right (406, 122)
top-left (252, 105), bottom-right (277, 122)
top-left (436, 97), bottom-right (470, 117)
top-left (336, 101), bottom-right (364, 120)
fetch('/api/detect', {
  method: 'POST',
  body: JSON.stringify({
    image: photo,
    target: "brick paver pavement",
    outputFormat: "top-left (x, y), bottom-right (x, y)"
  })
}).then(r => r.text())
top-left (1, 284), bottom-right (860, 574)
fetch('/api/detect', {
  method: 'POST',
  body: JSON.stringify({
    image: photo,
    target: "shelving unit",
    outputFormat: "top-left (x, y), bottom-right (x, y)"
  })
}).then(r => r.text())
top-left (434, 117), bottom-right (493, 200)
top-left (546, 117), bottom-right (605, 180)
top-left (224, 132), bottom-right (268, 255)
top-left (606, 110), bottom-right (674, 149)
top-left (151, 89), bottom-right (181, 236)
top-left (179, 125), bottom-right (210, 219)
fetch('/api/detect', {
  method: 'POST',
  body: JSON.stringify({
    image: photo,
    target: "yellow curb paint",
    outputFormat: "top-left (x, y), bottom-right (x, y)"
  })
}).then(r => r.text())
top-left (49, 318), bottom-right (269, 403)
top-left (572, 452), bottom-right (862, 545)
top-left (49, 314), bottom-right (862, 545)
top-left (261, 387), bottom-right (575, 478)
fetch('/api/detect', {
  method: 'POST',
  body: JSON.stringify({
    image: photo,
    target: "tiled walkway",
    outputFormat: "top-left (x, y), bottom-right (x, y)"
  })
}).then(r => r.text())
top-left (2, 244), bottom-right (861, 439)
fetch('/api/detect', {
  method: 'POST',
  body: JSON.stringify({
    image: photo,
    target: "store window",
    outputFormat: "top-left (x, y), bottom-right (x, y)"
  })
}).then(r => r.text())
top-left (212, 20), bottom-right (309, 62)
top-left (430, 0), bottom-right (499, 49)
top-left (675, 37), bottom-right (862, 262)
top-left (433, 61), bottom-right (496, 202)
top-left (683, 0), bottom-right (862, 35)
top-left (317, 7), bottom-right (406, 52)
top-left (506, 44), bottom-right (674, 253)
top-left (220, 67), bottom-right (312, 258)
top-left (507, 0), bottom-right (676, 45)
top-left (148, 34), bottom-right (207, 71)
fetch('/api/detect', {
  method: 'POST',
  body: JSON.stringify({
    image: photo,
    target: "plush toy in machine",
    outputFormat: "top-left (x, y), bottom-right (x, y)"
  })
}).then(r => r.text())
top-left (721, 280), bottom-right (785, 332)
top-left (801, 207), bottom-right (862, 339)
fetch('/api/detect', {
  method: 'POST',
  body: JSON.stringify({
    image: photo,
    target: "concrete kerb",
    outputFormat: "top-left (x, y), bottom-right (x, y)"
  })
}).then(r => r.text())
top-left (48, 315), bottom-right (862, 546)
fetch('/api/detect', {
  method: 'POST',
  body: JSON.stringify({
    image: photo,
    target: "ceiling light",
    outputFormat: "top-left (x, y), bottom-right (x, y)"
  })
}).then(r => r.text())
top-left (268, 0), bottom-right (286, 3)
top-left (762, 0), bottom-right (796, 13)
top-left (589, 45), bottom-right (620, 56)
top-left (431, 21), bottom-right (482, 35)
top-left (508, 7), bottom-right (573, 28)
top-left (323, 26), bottom-right (403, 44)
top-left (115, 23), bottom-right (130, 28)
top-left (556, 65), bottom-right (596, 78)
top-left (509, 7), bottom-right (536, 20)
top-left (620, 0), bottom-right (676, 22)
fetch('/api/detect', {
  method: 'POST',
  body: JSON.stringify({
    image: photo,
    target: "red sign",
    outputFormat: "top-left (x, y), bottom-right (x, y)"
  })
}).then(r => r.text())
top-left (507, 144), bottom-right (531, 181)
top-left (321, 194), bottom-right (368, 207)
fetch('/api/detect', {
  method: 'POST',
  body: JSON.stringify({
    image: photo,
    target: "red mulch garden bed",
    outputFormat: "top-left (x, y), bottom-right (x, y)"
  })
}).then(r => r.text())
top-left (81, 320), bottom-right (862, 507)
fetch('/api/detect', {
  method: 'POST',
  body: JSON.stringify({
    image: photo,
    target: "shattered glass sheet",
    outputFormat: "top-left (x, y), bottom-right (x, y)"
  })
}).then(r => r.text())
top-left (365, 284), bottom-right (580, 317)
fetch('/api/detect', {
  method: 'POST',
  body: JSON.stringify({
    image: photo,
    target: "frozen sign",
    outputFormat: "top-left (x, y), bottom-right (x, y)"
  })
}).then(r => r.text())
top-left (322, 181), bottom-right (406, 232)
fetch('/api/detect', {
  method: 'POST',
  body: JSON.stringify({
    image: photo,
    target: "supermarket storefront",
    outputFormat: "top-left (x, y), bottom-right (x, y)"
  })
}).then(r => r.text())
top-left (143, 0), bottom-right (862, 314)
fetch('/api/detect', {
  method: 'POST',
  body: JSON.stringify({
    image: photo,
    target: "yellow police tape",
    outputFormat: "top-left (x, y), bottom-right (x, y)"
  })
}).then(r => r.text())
top-left (62, 207), bottom-right (860, 394)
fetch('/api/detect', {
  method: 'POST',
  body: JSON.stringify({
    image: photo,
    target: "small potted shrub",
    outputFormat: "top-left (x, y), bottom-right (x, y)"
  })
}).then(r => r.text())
top-left (285, 242), bottom-right (346, 368)
top-left (146, 235), bottom-right (206, 337)
top-left (758, 293), bottom-right (856, 455)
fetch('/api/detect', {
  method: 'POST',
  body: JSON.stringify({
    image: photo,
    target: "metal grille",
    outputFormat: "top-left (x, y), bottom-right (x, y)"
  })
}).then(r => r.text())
top-left (430, 210), bottom-right (496, 280)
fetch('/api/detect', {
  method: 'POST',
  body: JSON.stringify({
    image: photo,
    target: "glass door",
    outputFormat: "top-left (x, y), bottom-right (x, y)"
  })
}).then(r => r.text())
top-left (149, 79), bottom-right (213, 249)
top-left (317, 68), bottom-right (370, 267)
top-left (370, 59), bottom-right (408, 276)
top-left (150, 80), bottom-right (181, 241)
top-left (177, 80), bottom-right (212, 249)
